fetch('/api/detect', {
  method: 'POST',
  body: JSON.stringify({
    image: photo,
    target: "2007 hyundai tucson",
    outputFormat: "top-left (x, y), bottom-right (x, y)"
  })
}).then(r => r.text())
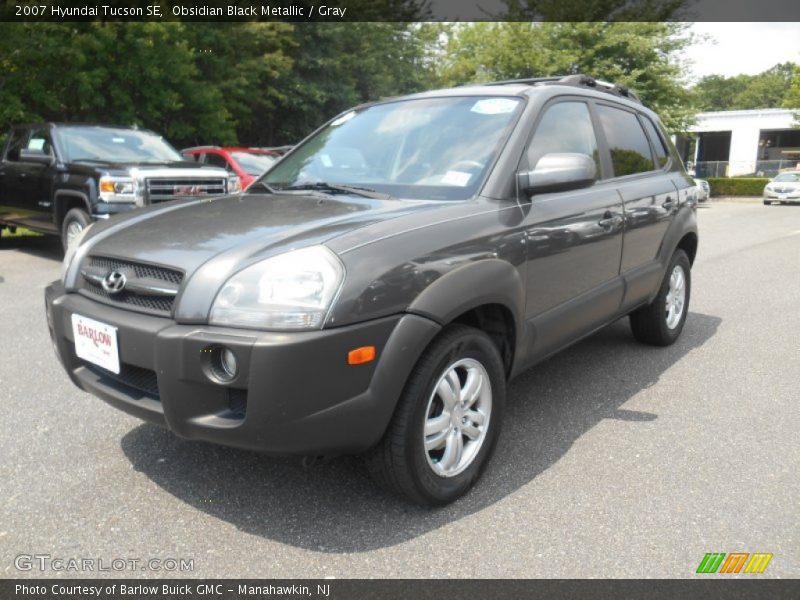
top-left (46, 75), bottom-right (699, 505)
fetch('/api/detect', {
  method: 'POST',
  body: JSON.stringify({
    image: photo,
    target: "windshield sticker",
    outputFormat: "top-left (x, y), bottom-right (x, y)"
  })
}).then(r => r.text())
top-left (442, 170), bottom-right (472, 186)
top-left (320, 154), bottom-right (333, 167)
top-left (331, 111), bottom-right (356, 127)
top-left (112, 137), bottom-right (126, 143)
top-left (470, 98), bottom-right (518, 115)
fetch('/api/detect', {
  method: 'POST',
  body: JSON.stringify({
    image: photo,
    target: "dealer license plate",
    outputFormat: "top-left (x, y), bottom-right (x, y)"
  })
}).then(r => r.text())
top-left (72, 314), bottom-right (120, 374)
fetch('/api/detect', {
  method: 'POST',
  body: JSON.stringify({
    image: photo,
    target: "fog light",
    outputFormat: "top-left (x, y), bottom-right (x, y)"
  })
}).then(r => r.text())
top-left (205, 345), bottom-right (239, 383)
top-left (220, 348), bottom-right (238, 379)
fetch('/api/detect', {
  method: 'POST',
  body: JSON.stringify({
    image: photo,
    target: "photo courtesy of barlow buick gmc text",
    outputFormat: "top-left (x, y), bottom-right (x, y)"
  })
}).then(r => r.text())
top-left (0, 3), bottom-right (799, 599)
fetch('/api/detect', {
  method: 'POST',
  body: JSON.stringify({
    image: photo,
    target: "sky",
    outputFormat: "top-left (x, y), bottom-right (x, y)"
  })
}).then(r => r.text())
top-left (683, 23), bottom-right (800, 80)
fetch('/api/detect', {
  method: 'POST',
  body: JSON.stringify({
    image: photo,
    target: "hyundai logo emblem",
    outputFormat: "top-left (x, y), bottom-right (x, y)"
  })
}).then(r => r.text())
top-left (101, 271), bottom-right (127, 294)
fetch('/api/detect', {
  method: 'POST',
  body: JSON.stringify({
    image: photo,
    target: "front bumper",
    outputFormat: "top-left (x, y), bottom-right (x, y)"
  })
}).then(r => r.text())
top-left (764, 191), bottom-right (800, 201)
top-left (45, 282), bottom-right (441, 455)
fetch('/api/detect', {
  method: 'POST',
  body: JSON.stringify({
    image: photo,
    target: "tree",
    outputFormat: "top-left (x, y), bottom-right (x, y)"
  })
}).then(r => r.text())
top-left (692, 63), bottom-right (797, 112)
top-left (438, 22), bottom-right (695, 132)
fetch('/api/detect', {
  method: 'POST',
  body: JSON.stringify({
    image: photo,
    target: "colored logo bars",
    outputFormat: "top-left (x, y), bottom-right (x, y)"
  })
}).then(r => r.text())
top-left (696, 552), bottom-right (773, 574)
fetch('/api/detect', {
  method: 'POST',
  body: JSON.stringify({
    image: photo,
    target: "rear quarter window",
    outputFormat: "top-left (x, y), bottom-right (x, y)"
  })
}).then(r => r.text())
top-left (640, 116), bottom-right (669, 168)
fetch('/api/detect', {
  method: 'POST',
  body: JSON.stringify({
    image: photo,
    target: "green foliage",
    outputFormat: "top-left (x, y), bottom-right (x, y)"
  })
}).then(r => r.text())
top-left (0, 20), bottom-right (701, 146)
top-left (436, 22), bottom-right (695, 132)
top-left (706, 177), bottom-right (769, 197)
top-left (0, 22), bottom-right (437, 147)
top-left (784, 65), bottom-right (800, 125)
top-left (692, 63), bottom-right (798, 112)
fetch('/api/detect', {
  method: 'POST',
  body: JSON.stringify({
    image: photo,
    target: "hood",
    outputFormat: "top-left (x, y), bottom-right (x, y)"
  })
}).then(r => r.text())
top-left (66, 160), bottom-right (228, 178)
top-left (88, 192), bottom-right (442, 272)
top-left (77, 192), bottom-right (448, 321)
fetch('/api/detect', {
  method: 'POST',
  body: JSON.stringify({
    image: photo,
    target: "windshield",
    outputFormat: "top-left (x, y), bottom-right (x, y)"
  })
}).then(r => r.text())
top-left (231, 151), bottom-right (277, 175)
top-left (773, 172), bottom-right (800, 182)
top-left (55, 126), bottom-right (183, 164)
top-left (263, 96), bottom-right (524, 200)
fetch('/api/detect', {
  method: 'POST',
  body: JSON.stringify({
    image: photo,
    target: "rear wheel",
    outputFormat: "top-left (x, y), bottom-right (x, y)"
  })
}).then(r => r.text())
top-left (629, 249), bottom-right (691, 346)
top-left (365, 324), bottom-right (505, 506)
top-left (61, 208), bottom-right (91, 252)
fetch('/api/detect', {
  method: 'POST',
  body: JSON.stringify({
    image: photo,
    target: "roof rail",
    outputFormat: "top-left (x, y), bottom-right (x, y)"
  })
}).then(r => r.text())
top-left (483, 73), bottom-right (642, 104)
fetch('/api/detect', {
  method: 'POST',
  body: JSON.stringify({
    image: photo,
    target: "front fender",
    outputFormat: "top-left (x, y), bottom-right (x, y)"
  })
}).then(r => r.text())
top-left (407, 258), bottom-right (526, 370)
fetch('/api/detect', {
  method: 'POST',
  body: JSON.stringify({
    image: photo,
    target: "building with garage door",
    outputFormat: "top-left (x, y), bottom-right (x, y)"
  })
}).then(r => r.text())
top-left (676, 108), bottom-right (800, 178)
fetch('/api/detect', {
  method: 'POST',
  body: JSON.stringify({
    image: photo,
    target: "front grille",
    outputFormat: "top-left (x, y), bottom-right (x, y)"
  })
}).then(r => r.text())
top-left (79, 256), bottom-right (184, 316)
top-left (145, 177), bottom-right (226, 204)
top-left (83, 361), bottom-right (160, 400)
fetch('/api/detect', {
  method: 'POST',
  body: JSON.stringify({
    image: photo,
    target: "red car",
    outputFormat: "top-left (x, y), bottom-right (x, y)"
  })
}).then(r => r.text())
top-left (181, 146), bottom-right (290, 189)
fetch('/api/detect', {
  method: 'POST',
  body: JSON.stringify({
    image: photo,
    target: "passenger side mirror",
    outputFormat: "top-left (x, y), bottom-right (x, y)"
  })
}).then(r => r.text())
top-left (518, 153), bottom-right (596, 195)
top-left (19, 148), bottom-right (54, 166)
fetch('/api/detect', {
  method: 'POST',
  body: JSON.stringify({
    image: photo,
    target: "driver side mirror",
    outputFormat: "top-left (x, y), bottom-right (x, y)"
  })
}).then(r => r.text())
top-left (19, 148), bottom-right (55, 166)
top-left (518, 153), bottom-right (596, 195)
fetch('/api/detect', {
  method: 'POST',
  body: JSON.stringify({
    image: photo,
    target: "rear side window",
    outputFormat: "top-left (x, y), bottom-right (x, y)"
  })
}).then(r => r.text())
top-left (527, 102), bottom-right (599, 176)
top-left (640, 116), bottom-right (669, 168)
top-left (4, 129), bottom-right (27, 162)
top-left (596, 105), bottom-right (656, 177)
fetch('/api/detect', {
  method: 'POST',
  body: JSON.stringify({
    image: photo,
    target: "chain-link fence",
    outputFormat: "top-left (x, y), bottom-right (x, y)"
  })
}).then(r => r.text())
top-left (689, 160), bottom-right (800, 178)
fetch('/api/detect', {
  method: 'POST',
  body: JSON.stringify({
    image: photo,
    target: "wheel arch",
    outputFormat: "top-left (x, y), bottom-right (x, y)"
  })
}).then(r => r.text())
top-left (407, 259), bottom-right (525, 378)
top-left (54, 190), bottom-right (91, 229)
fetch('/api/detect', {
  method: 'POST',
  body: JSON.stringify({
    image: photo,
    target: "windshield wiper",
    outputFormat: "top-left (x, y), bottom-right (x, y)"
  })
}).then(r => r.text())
top-left (283, 181), bottom-right (393, 200)
top-left (246, 181), bottom-right (278, 194)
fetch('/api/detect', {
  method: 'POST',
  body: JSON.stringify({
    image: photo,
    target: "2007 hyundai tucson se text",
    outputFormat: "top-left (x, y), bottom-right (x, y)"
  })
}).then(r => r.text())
top-left (46, 75), bottom-right (699, 505)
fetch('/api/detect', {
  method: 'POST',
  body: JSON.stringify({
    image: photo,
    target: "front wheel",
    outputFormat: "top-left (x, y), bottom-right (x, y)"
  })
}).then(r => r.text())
top-left (630, 250), bottom-right (691, 346)
top-left (61, 208), bottom-right (91, 252)
top-left (365, 324), bottom-right (505, 506)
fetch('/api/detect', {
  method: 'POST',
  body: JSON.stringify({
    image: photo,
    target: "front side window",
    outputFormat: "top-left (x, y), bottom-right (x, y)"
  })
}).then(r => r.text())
top-left (526, 102), bottom-right (600, 176)
top-left (596, 105), bottom-right (657, 177)
top-left (204, 153), bottom-right (231, 170)
top-left (263, 96), bottom-right (524, 200)
top-left (26, 129), bottom-right (54, 157)
top-left (54, 126), bottom-right (182, 164)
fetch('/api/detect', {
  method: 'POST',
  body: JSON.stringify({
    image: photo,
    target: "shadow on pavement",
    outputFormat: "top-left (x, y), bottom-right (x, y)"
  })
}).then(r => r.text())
top-left (0, 232), bottom-right (62, 261)
top-left (121, 311), bottom-right (721, 552)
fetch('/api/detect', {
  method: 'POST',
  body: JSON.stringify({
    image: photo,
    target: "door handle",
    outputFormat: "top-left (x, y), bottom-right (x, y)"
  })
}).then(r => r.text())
top-left (662, 197), bottom-right (675, 211)
top-left (598, 213), bottom-right (622, 228)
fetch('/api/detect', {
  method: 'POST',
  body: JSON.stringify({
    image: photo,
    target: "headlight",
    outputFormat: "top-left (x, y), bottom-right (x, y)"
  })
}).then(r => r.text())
top-left (228, 175), bottom-right (242, 194)
top-left (61, 224), bottom-right (92, 282)
top-left (209, 246), bottom-right (345, 330)
top-left (99, 176), bottom-right (138, 203)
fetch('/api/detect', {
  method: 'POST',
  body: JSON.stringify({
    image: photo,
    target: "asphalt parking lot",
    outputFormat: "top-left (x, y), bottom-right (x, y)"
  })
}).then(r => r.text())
top-left (1, 200), bottom-right (798, 579)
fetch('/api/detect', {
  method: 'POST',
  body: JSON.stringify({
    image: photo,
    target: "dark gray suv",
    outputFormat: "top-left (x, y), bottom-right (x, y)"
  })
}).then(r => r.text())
top-left (46, 75), bottom-right (699, 505)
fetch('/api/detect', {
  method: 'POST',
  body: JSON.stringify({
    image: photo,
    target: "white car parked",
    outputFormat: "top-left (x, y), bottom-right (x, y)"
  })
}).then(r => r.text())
top-left (764, 172), bottom-right (800, 205)
top-left (694, 178), bottom-right (710, 202)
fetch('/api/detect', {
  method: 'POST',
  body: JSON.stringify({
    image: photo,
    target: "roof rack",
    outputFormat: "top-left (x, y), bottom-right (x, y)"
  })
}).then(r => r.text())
top-left (484, 74), bottom-right (642, 104)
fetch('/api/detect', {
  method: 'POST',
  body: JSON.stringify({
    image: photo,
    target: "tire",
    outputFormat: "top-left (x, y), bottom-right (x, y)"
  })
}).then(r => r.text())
top-left (365, 324), bottom-right (506, 506)
top-left (630, 249), bottom-right (691, 346)
top-left (763, 200), bottom-right (771, 205)
top-left (61, 208), bottom-right (91, 252)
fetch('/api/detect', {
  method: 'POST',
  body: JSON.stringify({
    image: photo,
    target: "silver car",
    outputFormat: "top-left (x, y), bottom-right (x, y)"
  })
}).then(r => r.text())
top-left (764, 172), bottom-right (800, 205)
